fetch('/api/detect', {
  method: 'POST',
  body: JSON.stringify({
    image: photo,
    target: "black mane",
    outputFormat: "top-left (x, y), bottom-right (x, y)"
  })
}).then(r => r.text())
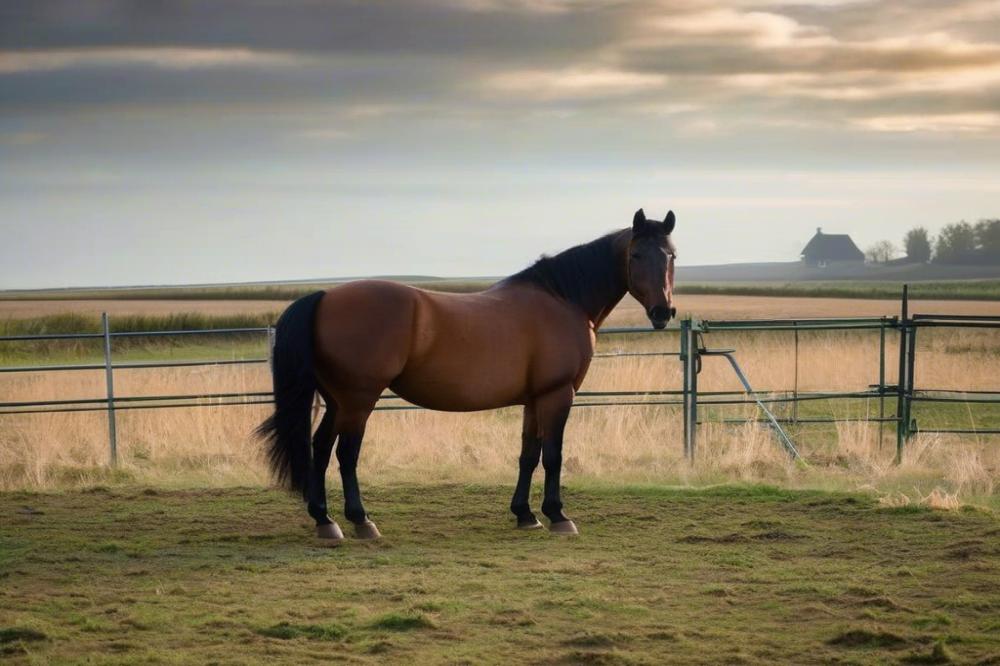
top-left (504, 230), bottom-right (627, 320)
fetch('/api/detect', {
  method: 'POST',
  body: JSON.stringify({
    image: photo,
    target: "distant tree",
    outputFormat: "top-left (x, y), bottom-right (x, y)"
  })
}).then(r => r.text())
top-left (934, 221), bottom-right (977, 264)
top-left (865, 240), bottom-right (896, 264)
top-left (974, 219), bottom-right (1000, 264)
top-left (902, 227), bottom-right (932, 263)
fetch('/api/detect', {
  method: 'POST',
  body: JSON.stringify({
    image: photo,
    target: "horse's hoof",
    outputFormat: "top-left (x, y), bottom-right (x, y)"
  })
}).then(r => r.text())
top-left (316, 522), bottom-right (345, 546)
top-left (517, 518), bottom-right (544, 530)
top-left (354, 520), bottom-right (381, 540)
top-left (549, 520), bottom-right (579, 536)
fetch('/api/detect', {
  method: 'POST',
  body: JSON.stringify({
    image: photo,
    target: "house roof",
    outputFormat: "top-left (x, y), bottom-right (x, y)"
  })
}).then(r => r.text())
top-left (801, 228), bottom-right (864, 261)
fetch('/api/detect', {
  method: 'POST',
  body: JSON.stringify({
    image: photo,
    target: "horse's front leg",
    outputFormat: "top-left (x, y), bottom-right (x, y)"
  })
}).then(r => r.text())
top-left (510, 403), bottom-right (543, 529)
top-left (536, 385), bottom-right (578, 535)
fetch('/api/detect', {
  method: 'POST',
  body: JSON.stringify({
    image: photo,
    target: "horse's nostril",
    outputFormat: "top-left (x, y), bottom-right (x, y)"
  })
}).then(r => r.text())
top-left (649, 306), bottom-right (670, 322)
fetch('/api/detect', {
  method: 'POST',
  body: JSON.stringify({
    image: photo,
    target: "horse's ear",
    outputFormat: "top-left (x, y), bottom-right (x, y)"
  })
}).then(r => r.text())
top-left (663, 210), bottom-right (676, 235)
top-left (632, 208), bottom-right (646, 232)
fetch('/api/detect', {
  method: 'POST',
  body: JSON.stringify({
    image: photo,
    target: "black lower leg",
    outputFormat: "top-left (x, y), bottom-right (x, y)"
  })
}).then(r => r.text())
top-left (542, 409), bottom-right (569, 523)
top-left (541, 431), bottom-right (569, 524)
top-left (306, 409), bottom-right (336, 526)
top-left (510, 432), bottom-right (541, 525)
top-left (336, 432), bottom-right (368, 525)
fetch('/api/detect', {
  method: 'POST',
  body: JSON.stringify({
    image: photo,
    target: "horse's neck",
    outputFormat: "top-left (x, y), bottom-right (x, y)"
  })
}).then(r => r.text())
top-left (588, 230), bottom-right (631, 330)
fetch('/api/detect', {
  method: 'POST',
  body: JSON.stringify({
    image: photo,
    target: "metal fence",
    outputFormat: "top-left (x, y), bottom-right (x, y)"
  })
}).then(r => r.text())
top-left (1, 287), bottom-right (997, 466)
top-left (679, 287), bottom-right (1000, 463)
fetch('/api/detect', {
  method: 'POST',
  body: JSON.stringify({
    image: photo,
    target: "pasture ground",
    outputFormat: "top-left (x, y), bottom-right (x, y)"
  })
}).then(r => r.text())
top-left (2, 484), bottom-right (998, 665)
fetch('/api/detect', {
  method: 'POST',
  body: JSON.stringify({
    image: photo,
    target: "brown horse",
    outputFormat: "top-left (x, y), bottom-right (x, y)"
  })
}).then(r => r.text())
top-left (257, 208), bottom-right (678, 544)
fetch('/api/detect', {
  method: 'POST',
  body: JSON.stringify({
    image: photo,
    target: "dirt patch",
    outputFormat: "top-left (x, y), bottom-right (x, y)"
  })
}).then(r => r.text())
top-left (678, 532), bottom-right (748, 544)
top-left (255, 622), bottom-right (347, 641)
top-left (750, 529), bottom-right (804, 541)
top-left (679, 529), bottom-right (803, 543)
top-left (0, 627), bottom-right (47, 655)
top-left (827, 629), bottom-right (909, 650)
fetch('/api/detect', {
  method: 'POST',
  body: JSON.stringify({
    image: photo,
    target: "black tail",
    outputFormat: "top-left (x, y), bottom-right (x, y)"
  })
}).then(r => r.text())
top-left (255, 290), bottom-right (327, 497)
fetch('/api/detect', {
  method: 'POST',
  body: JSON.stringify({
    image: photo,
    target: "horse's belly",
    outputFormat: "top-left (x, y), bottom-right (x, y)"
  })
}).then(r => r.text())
top-left (390, 286), bottom-right (586, 412)
top-left (390, 371), bottom-right (525, 412)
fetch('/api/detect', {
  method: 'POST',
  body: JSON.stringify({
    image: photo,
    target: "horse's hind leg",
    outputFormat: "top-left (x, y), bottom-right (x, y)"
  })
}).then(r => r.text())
top-left (334, 396), bottom-right (381, 539)
top-left (308, 394), bottom-right (343, 544)
top-left (510, 403), bottom-right (543, 529)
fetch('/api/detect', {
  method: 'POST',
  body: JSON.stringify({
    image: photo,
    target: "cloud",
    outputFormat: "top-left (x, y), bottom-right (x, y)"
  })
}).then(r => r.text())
top-left (428, 0), bottom-right (580, 13)
top-left (855, 112), bottom-right (1000, 133)
top-left (0, 47), bottom-right (302, 74)
top-left (483, 67), bottom-right (667, 99)
top-left (645, 8), bottom-right (834, 48)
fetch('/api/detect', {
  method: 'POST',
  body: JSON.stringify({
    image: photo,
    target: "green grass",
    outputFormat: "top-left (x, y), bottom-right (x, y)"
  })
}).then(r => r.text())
top-left (1, 484), bottom-right (997, 664)
top-left (0, 313), bottom-right (276, 366)
top-left (0, 312), bottom-right (279, 337)
top-left (676, 279), bottom-right (1000, 301)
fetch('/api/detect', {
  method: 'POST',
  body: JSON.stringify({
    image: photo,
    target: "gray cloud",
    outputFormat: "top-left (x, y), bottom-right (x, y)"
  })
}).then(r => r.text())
top-left (4, 0), bottom-right (998, 136)
top-left (0, 0), bottom-right (616, 59)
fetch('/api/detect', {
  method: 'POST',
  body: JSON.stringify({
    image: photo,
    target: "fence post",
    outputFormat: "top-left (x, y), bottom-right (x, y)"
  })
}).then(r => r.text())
top-left (905, 321), bottom-right (917, 440)
top-left (895, 285), bottom-right (909, 463)
top-left (266, 325), bottom-right (276, 371)
top-left (878, 317), bottom-right (886, 451)
top-left (102, 313), bottom-right (118, 466)
top-left (792, 324), bottom-right (800, 425)
top-left (680, 318), bottom-right (699, 462)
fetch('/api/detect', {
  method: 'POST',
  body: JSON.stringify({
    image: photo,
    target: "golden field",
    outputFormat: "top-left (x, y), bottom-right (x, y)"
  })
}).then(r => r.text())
top-left (1, 294), bottom-right (998, 507)
top-left (5, 293), bottom-right (1000, 321)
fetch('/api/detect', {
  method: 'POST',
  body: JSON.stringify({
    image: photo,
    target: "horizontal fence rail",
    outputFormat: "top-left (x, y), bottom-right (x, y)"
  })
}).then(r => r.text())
top-left (2, 288), bottom-right (998, 465)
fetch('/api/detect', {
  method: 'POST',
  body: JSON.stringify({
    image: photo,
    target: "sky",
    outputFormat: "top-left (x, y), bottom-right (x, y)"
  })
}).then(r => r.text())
top-left (2, 0), bottom-right (999, 289)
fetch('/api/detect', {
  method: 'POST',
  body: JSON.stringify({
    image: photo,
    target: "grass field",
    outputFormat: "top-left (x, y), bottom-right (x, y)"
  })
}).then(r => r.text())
top-left (3, 293), bottom-right (1000, 362)
top-left (4, 278), bottom-right (1000, 303)
top-left (2, 484), bottom-right (998, 664)
top-left (678, 280), bottom-right (1000, 301)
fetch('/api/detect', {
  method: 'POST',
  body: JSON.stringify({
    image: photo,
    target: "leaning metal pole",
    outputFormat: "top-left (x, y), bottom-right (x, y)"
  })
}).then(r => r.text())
top-left (709, 351), bottom-right (801, 460)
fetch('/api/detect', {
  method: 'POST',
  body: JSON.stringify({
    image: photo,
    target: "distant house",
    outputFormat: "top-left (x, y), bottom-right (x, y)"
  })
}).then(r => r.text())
top-left (801, 228), bottom-right (864, 267)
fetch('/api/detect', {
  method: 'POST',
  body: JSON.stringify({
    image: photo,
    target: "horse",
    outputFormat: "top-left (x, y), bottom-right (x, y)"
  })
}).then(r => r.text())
top-left (256, 208), bottom-right (678, 545)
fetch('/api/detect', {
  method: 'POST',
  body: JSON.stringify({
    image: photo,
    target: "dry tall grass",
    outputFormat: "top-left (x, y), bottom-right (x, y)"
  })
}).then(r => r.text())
top-left (5, 294), bottom-right (1000, 321)
top-left (2, 324), bottom-right (997, 508)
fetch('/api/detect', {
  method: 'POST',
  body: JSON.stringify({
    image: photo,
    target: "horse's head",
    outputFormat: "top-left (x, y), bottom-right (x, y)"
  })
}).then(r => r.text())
top-left (627, 208), bottom-right (677, 330)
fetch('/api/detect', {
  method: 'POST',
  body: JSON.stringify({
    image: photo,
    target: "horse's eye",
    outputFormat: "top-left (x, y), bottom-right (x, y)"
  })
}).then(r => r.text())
top-left (630, 253), bottom-right (641, 260)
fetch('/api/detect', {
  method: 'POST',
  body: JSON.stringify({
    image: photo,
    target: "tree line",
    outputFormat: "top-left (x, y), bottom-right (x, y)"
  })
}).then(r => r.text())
top-left (865, 219), bottom-right (1000, 265)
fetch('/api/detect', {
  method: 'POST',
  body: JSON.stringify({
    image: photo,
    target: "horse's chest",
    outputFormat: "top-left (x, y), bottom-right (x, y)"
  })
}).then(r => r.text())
top-left (573, 346), bottom-right (595, 391)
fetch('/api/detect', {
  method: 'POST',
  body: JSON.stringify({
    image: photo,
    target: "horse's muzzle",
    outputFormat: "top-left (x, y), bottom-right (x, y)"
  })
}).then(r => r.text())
top-left (648, 305), bottom-right (676, 329)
